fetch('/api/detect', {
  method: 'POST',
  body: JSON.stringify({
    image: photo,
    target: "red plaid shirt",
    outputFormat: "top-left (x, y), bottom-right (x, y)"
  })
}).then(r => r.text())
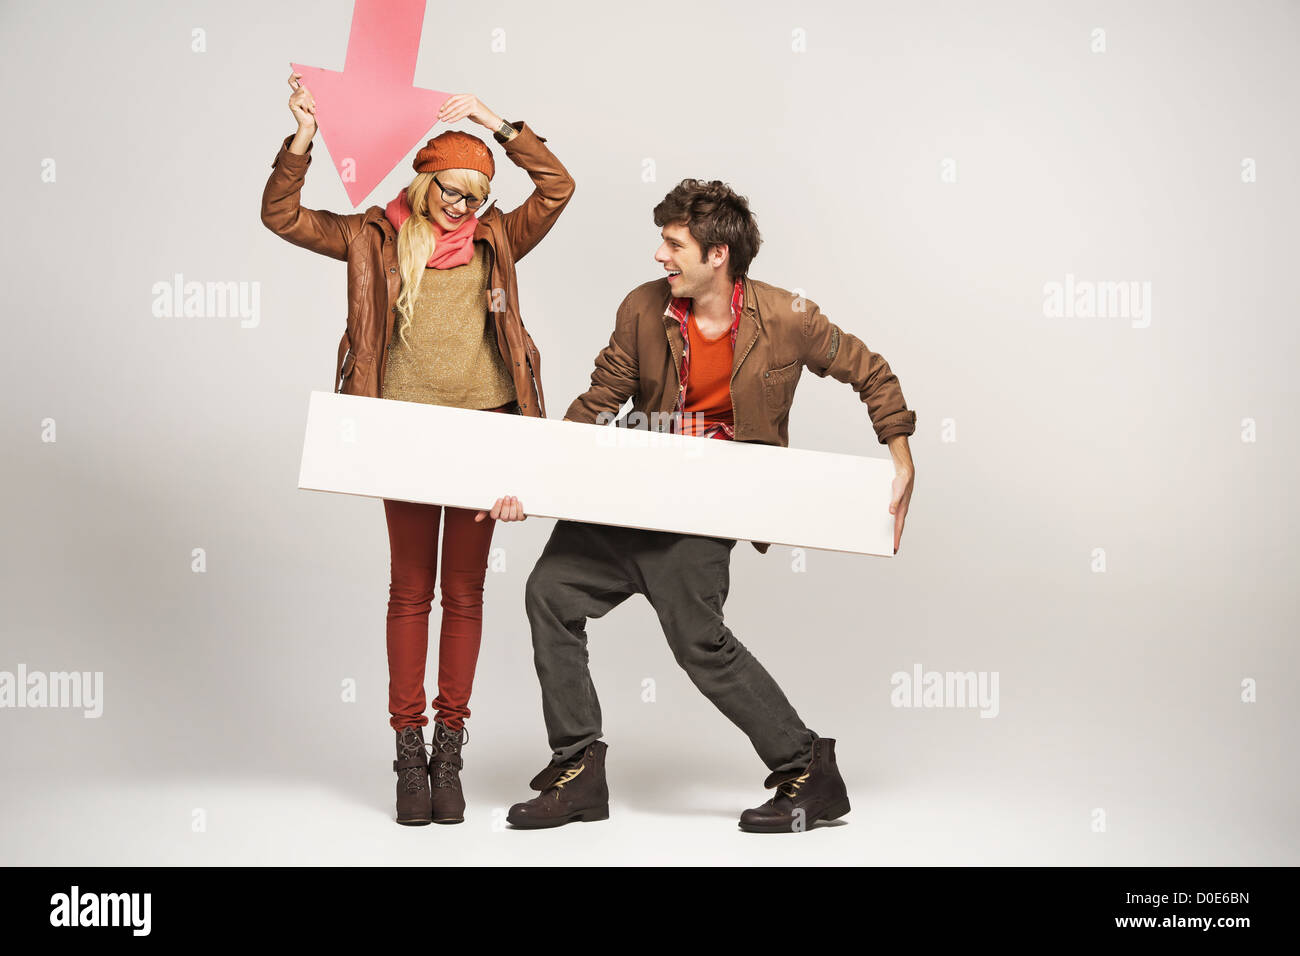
top-left (664, 276), bottom-right (745, 440)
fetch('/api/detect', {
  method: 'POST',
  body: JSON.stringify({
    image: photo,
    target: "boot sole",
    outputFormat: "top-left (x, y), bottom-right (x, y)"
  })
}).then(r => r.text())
top-left (738, 798), bottom-right (851, 833)
top-left (507, 804), bottom-right (609, 829)
top-left (396, 817), bottom-right (432, 826)
top-left (432, 816), bottom-right (464, 825)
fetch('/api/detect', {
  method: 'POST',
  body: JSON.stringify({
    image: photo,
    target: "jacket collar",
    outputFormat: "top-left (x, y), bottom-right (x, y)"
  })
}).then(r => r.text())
top-left (660, 275), bottom-right (760, 329)
top-left (741, 275), bottom-right (760, 327)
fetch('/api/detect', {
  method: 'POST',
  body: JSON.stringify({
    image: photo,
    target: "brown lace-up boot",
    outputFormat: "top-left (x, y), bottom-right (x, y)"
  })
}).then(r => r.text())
top-left (428, 720), bottom-right (467, 824)
top-left (393, 725), bottom-right (433, 826)
top-left (738, 737), bottom-right (850, 833)
top-left (506, 740), bottom-right (609, 829)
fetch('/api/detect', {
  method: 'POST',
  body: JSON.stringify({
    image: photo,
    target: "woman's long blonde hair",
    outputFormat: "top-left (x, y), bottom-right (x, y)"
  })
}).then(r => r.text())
top-left (393, 167), bottom-right (492, 348)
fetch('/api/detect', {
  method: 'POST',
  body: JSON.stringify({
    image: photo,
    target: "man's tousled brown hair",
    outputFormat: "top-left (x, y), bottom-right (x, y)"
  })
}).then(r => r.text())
top-left (653, 178), bottom-right (762, 280)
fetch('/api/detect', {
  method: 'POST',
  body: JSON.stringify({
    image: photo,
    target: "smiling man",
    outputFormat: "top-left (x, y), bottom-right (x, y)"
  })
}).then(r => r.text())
top-left (503, 178), bottom-right (918, 832)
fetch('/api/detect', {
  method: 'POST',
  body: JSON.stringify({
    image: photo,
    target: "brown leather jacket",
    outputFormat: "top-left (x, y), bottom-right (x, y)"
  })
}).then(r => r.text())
top-left (259, 121), bottom-right (574, 416)
top-left (563, 275), bottom-right (918, 552)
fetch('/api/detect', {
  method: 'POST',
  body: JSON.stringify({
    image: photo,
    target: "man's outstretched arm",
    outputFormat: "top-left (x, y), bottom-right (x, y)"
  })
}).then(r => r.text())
top-left (564, 291), bottom-right (642, 423)
top-left (801, 301), bottom-right (917, 552)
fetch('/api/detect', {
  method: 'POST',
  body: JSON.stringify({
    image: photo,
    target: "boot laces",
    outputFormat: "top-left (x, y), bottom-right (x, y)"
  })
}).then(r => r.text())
top-left (431, 723), bottom-right (468, 789)
top-left (776, 771), bottom-right (810, 800)
top-left (550, 763), bottom-right (585, 799)
top-left (397, 729), bottom-right (428, 794)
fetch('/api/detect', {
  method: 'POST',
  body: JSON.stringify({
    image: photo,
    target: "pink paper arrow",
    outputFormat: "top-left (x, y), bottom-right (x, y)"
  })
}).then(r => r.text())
top-left (291, 0), bottom-right (450, 207)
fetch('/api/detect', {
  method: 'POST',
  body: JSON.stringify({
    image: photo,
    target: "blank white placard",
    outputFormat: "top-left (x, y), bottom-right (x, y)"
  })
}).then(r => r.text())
top-left (297, 391), bottom-right (898, 556)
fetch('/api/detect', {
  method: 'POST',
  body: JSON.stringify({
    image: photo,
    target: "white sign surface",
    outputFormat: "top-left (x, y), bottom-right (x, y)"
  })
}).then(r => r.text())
top-left (298, 391), bottom-right (898, 556)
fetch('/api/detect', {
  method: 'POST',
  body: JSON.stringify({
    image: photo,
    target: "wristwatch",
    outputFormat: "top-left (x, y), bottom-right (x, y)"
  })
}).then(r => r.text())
top-left (494, 119), bottom-right (519, 142)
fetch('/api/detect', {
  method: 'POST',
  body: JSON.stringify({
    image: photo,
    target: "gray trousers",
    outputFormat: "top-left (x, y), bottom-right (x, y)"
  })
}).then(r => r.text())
top-left (523, 519), bottom-right (816, 774)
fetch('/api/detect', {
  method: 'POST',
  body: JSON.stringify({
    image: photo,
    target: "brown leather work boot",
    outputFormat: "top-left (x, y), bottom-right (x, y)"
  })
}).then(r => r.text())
top-left (393, 725), bottom-right (432, 826)
top-left (428, 719), bottom-right (467, 824)
top-left (506, 740), bottom-right (609, 829)
top-left (738, 737), bottom-right (850, 833)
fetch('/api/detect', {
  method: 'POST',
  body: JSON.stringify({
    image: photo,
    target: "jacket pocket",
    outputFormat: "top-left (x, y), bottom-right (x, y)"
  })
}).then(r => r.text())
top-left (762, 359), bottom-right (801, 409)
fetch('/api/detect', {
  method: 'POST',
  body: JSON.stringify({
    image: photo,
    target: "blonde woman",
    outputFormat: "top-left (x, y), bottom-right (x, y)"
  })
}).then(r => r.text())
top-left (261, 73), bottom-right (573, 825)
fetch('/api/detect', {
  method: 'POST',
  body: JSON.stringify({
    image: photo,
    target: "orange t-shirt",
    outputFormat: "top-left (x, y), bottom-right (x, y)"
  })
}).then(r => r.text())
top-left (681, 310), bottom-right (735, 437)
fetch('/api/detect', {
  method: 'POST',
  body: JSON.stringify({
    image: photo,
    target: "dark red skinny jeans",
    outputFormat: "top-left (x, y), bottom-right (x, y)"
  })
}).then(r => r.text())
top-left (381, 401), bottom-right (515, 732)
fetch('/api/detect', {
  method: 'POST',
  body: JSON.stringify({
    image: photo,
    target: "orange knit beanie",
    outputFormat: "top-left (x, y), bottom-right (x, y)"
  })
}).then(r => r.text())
top-left (413, 130), bottom-right (495, 179)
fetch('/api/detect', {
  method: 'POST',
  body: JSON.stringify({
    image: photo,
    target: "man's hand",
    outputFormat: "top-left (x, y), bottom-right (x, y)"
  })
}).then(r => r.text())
top-left (889, 468), bottom-right (913, 554)
top-left (475, 495), bottom-right (526, 523)
top-left (885, 434), bottom-right (914, 554)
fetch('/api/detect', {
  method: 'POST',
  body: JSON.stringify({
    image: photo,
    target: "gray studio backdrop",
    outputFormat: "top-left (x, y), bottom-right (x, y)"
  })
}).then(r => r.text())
top-left (1, 0), bottom-right (1296, 865)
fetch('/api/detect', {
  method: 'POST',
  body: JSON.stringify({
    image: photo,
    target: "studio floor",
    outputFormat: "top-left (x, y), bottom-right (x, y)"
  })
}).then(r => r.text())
top-left (2, 770), bottom-right (1285, 866)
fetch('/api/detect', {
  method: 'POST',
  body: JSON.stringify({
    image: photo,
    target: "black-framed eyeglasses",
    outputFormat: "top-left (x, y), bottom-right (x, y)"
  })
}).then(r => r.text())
top-left (432, 174), bottom-right (485, 210)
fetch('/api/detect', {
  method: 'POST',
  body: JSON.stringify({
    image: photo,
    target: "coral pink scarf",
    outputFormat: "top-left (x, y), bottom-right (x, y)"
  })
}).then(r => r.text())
top-left (384, 190), bottom-right (479, 269)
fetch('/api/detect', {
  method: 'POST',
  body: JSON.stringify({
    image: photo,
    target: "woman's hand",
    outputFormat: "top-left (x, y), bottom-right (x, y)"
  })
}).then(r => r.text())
top-left (438, 94), bottom-right (504, 132)
top-left (475, 495), bottom-right (526, 523)
top-left (287, 71), bottom-right (317, 134)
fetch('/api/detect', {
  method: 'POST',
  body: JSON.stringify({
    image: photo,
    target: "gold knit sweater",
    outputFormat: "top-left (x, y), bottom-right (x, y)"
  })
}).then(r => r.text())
top-left (381, 243), bottom-right (517, 409)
